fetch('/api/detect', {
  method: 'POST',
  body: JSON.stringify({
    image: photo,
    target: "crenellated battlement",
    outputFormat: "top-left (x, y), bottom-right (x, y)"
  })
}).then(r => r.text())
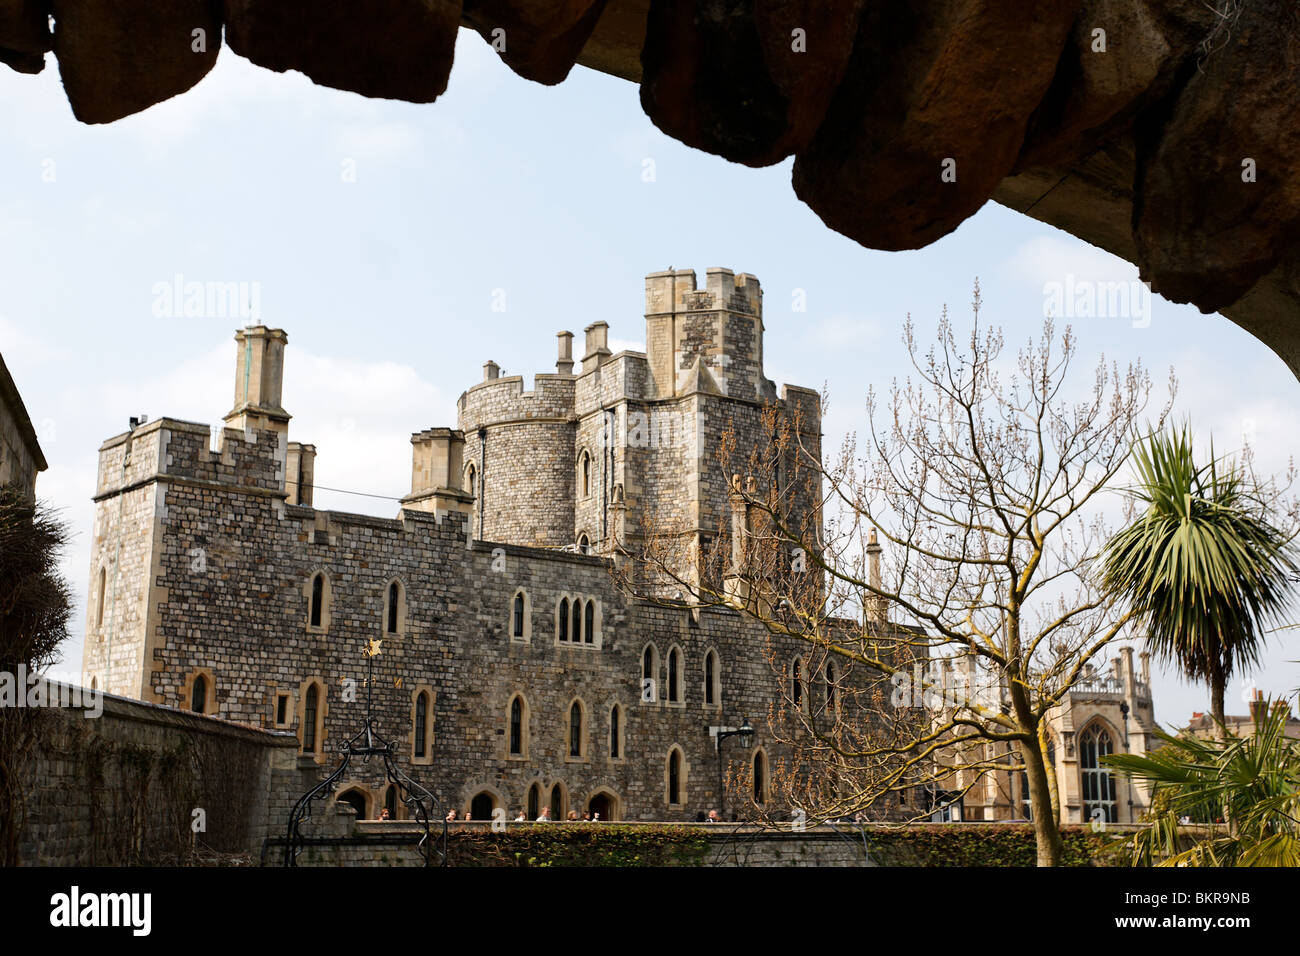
top-left (94, 417), bottom-right (287, 501)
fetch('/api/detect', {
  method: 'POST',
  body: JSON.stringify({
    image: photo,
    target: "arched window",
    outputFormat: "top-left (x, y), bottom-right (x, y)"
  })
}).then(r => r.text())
top-left (580, 451), bottom-right (591, 498)
top-left (569, 700), bottom-right (584, 758)
top-left (825, 660), bottom-right (836, 713)
top-left (308, 571), bottom-right (330, 631)
top-left (302, 683), bottom-right (320, 754)
top-left (384, 784), bottom-right (398, 820)
top-left (641, 644), bottom-right (659, 702)
top-left (513, 592), bottom-right (526, 638)
top-left (667, 748), bottom-right (684, 805)
top-left (470, 791), bottom-right (495, 820)
top-left (386, 580), bottom-right (402, 634)
top-left (572, 599), bottom-right (582, 643)
top-left (1080, 724), bottom-right (1118, 823)
top-left (96, 567), bottom-right (106, 629)
top-left (527, 783), bottom-right (541, 820)
top-left (413, 690), bottom-right (430, 758)
top-left (191, 674), bottom-right (208, 714)
top-left (753, 750), bottom-right (767, 804)
top-left (667, 647), bottom-right (682, 703)
top-left (465, 463), bottom-right (477, 496)
top-left (578, 533), bottom-right (591, 554)
top-left (584, 601), bottom-right (594, 644)
top-left (791, 656), bottom-right (804, 710)
top-left (558, 598), bottom-right (570, 642)
top-left (704, 650), bottom-right (720, 707)
top-left (549, 782), bottom-right (567, 819)
top-left (337, 788), bottom-right (368, 821)
top-left (509, 695), bottom-right (526, 756)
top-left (609, 704), bottom-right (621, 759)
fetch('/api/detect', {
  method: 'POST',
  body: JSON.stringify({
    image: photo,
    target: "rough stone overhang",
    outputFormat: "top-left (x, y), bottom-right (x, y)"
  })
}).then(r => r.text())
top-left (5, 1), bottom-right (1298, 377)
top-left (0, 351), bottom-right (47, 471)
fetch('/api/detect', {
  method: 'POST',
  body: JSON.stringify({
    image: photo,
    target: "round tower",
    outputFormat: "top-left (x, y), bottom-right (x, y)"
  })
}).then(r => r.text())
top-left (456, 349), bottom-right (578, 548)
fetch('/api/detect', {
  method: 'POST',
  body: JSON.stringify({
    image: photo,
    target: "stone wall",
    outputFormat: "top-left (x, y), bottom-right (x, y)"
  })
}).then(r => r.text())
top-left (17, 684), bottom-right (307, 866)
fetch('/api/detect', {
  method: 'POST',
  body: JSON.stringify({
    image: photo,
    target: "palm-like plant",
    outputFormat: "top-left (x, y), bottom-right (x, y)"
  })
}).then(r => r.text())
top-left (1105, 700), bottom-right (1300, 866)
top-left (1102, 425), bottom-right (1298, 729)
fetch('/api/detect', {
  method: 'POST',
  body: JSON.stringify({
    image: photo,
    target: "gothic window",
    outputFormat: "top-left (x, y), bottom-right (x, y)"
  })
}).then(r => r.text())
top-left (1080, 724), bottom-right (1118, 823)
top-left (508, 694), bottom-right (527, 757)
top-left (572, 598), bottom-right (582, 643)
top-left (580, 451), bottom-right (591, 498)
top-left (641, 644), bottom-right (659, 702)
top-left (96, 566), bottom-right (107, 630)
top-left (414, 690), bottom-right (430, 758)
top-left (308, 571), bottom-right (331, 631)
top-left (609, 704), bottom-right (622, 759)
top-left (558, 598), bottom-right (570, 642)
top-left (791, 656), bottom-right (804, 711)
top-left (667, 646), bottom-right (682, 703)
top-left (302, 682), bottom-right (321, 754)
top-left (384, 785), bottom-right (398, 820)
top-left (667, 747), bottom-right (684, 806)
top-left (578, 533), bottom-right (591, 554)
top-left (513, 592), bottom-right (526, 638)
top-left (704, 650), bottom-right (720, 707)
top-left (385, 580), bottom-right (404, 635)
top-left (824, 660), bottom-right (837, 713)
top-left (466, 463), bottom-right (477, 496)
top-left (584, 601), bottom-right (594, 644)
top-left (568, 700), bottom-right (584, 758)
top-left (549, 782), bottom-right (568, 819)
top-left (191, 674), bottom-right (208, 714)
top-left (527, 783), bottom-right (541, 820)
top-left (753, 750), bottom-right (767, 804)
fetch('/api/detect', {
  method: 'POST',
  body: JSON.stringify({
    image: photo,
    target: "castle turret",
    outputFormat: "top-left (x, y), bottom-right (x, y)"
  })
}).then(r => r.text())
top-left (224, 326), bottom-right (290, 442)
top-left (643, 267), bottom-right (768, 402)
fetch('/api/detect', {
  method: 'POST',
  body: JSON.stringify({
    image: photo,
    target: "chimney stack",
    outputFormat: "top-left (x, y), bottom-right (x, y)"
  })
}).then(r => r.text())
top-left (483, 360), bottom-right (500, 382)
top-left (402, 428), bottom-right (473, 517)
top-left (556, 331), bottom-right (574, 375)
top-left (286, 442), bottom-right (315, 506)
top-left (867, 529), bottom-right (885, 624)
top-left (224, 326), bottom-right (291, 441)
top-left (581, 322), bottom-right (611, 373)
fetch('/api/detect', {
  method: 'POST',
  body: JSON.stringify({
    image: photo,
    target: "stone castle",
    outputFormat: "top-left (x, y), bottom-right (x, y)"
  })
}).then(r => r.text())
top-left (80, 267), bottom-right (825, 822)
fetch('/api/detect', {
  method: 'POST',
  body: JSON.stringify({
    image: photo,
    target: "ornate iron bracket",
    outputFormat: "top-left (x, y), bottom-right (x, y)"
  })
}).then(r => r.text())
top-left (284, 643), bottom-right (448, 866)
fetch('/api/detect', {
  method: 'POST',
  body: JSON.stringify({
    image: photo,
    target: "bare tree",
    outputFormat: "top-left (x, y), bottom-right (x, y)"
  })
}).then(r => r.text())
top-left (621, 284), bottom-right (1172, 866)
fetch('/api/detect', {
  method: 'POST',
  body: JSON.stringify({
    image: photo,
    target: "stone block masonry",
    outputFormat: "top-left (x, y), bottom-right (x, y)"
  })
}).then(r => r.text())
top-left (78, 269), bottom-right (849, 827)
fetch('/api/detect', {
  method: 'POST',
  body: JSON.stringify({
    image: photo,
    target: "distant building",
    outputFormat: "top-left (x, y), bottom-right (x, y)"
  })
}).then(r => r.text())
top-left (0, 351), bottom-right (47, 498)
top-left (1185, 691), bottom-right (1300, 741)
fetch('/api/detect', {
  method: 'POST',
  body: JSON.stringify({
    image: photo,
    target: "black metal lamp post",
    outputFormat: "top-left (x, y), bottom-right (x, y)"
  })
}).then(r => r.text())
top-left (714, 717), bottom-right (754, 820)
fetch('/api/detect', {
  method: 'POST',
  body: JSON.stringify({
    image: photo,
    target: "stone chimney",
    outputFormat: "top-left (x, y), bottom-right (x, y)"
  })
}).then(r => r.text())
top-left (1139, 650), bottom-right (1150, 683)
top-left (556, 331), bottom-right (574, 375)
top-left (581, 321), bottom-right (611, 373)
top-left (867, 529), bottom-right (885, 624)
top-left (285, 442), bottom-right (316, 506)
top-left (1119, 646), bottom-right (1136, 696)
top-left (483, 360), bottom-right (500, 382)
top-left (1249, 688), bottom-right (1266, 723)
top-left (402, 428), bottom-right (474, 517)
top-left (223, 326), bottom-right (291, 441)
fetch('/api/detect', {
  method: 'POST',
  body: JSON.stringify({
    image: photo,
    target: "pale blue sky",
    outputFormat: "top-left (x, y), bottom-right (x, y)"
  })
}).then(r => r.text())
top-left (3, 30), bottom-right (1297, 726)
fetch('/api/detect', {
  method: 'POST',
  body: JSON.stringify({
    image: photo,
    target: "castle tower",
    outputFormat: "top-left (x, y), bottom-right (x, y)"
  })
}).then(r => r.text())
top-left (643, 267), bottom-right (767, 403)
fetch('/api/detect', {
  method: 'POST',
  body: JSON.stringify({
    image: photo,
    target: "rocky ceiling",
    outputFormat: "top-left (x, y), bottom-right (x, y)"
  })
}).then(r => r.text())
top-left (5, 1), bottom-right (1298, 378)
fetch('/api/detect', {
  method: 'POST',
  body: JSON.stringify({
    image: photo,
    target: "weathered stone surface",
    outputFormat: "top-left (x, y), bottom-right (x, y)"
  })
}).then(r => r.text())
top-left (463, 0), bottom-right (609, 86)
top-left (792, 0), bottom-right (1079, 251)
top-left (49, 0), bottom-right (220, 123)
top-left (639, 0), bottom-right (865, 167)
top-left (225, 0), bottom-right (460, 103)
top-left (1015, 0), bottom-right (1193, 170)
top-left (0, 0), bottom-right (50, 72)
top-left (1134, 0), bottom-right (1300, 312)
